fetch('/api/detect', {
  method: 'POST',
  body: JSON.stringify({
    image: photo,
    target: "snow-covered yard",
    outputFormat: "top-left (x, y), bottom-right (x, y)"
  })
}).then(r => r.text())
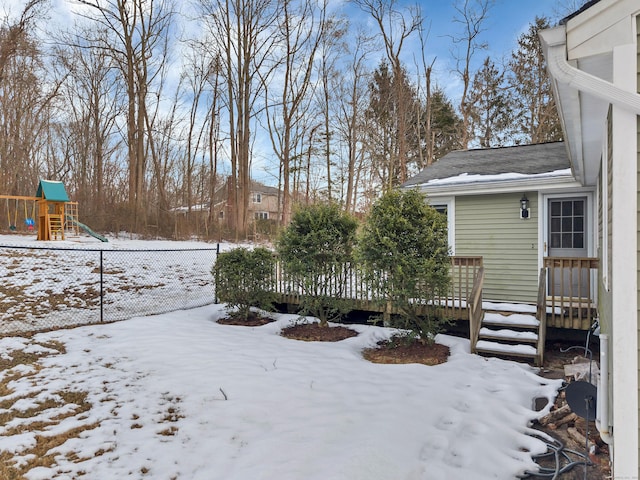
top-left (1, 304), bottom-right (561, 480)
top-left (0, 233), bottom-right (562, 479)
top-left (0, 234), bottom-right (224, 334)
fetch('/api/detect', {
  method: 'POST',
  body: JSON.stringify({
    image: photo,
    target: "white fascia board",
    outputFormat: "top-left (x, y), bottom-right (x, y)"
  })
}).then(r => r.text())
top-left (412, 175), bottom-right (581, 198)
top-left (565, 0), bottom-right (638, 59)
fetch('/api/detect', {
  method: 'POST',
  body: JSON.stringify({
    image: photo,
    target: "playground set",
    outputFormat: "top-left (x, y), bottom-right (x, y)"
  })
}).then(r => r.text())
top-left (0, 180), bottom-right (107, 242)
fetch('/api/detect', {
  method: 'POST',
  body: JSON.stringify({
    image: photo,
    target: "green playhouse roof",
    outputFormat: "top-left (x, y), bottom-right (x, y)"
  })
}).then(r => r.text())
top-left (35, 180), bottom-right (70, 202)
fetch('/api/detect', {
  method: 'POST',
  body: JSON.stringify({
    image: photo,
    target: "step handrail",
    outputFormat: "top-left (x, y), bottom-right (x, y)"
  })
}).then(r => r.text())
top-left (468, 266), bottom-right (485, 353)
top-left (536, 267), bottom-right (547, 366)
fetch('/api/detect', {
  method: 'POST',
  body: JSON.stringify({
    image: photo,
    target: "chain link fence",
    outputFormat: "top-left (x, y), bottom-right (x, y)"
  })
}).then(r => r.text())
top-left (0, 245), bottom-right (219, 336)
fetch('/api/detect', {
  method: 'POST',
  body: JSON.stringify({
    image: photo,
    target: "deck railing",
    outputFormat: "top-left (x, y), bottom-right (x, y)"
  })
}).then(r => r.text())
top-left (468, 266), bottom-right (485, 353)
top-left (536, 267), bottom-right (548, 365)
top-left (542, 257), bottom-right (599, 330)
top-left (272, 256), bottom-right (483, 320)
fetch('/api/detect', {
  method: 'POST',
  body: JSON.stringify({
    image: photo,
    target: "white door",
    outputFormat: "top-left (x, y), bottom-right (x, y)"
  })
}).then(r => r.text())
top-left (547, 197), bottom-right (588, 297)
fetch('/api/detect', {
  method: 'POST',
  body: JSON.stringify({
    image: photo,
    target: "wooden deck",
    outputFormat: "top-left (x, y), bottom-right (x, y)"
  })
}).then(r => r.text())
top-left (542, 257), bottom-right (599, 330)
top-left (272, 256), bottom-right (483, 321)
top-left (270, 255), bottom-right (599, 331)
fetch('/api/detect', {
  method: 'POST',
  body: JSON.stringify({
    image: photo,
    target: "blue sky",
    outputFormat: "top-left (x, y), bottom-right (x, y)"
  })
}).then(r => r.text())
top-left (355, 0), bottom-right (571, 101)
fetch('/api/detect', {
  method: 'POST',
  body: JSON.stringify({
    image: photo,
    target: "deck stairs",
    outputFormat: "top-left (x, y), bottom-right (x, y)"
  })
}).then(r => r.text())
top-left (471, 302), bottom-right (544, 366)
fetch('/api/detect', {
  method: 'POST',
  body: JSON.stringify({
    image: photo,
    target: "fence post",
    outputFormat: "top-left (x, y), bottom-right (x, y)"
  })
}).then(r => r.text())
top-left (100, 250), bottom-right (104, 323)
top-left (214, 243), bottom-right (219, 303)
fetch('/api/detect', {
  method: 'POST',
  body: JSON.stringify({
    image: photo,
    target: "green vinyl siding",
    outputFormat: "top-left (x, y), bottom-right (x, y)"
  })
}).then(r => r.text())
top-left (599, 107), bottom-right (613, 338)
top-left (455, 193), bottom-right (538, 303)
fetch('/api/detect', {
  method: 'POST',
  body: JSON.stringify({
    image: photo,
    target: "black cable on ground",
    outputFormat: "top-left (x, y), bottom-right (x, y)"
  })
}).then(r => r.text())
top-left (519, 431), bottom-right (592, 479)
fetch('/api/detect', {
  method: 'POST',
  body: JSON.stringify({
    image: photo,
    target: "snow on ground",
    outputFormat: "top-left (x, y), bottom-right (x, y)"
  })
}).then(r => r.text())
top-left (0, 233), bottom-right (235, 333)
top-left (0, 305), bottom-right (562, 480)
top-left (0, 233), bottom-right (563, 479)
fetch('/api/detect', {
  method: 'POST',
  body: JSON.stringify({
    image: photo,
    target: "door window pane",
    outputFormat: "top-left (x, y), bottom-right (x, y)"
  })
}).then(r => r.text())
top-left (573, 201), bottom-right (584, 215)
top-left (574, 217), bottom-right (583, 231)
top-left (549, 199), bottom-right (586, 251)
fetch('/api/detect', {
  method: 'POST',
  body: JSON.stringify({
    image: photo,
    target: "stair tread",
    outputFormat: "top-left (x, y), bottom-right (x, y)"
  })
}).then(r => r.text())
top-left (475, 340), bottom-right (537, 357)
top-left (482, 301), bottom-right (537, 314)
top-left (479, 327), bottom-right (538, 343)
top-left (483, 312), bottom-right (539, 327)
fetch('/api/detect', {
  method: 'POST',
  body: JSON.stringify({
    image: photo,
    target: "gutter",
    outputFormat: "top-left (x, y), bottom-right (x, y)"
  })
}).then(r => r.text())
top-left (541, 26), bottom-right (640, 115)
top-left (409, 174), bottom-right (581, 197)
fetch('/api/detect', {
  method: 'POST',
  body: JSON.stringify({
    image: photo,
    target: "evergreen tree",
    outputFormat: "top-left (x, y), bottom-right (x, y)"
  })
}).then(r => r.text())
top-left (276, 202), bottom-right (359, 326)
top-left (357, 189), bottom-right (451, 341)
top-left (364, 61), bottom-right (423, 189)
top-left (507, 16), bottom-right (562, 144)
top-left (469, 57), bottom-right (512, 147)
top-left (429, 87), bottom-right (462, 161)
top-left (214, 247), bottom-right (276, 321)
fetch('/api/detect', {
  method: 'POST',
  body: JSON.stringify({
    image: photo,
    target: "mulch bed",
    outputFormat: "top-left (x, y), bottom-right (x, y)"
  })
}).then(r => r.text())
top-left (222, 316), bottom-right (449, 366)
top-left (217, 315), bottom-right (275, 327)
top-left (280, 322), bottom-right (358, 342)
top-left (363, 337), bottom-right (450, 366)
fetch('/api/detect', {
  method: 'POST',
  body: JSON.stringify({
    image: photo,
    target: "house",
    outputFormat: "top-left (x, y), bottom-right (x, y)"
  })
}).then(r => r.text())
top-left (538, 0), bottom-right (640, 476)
top-left (213, 178), bottom-right (281, 225)
top-left (403, 141), bottom-right (595, 322)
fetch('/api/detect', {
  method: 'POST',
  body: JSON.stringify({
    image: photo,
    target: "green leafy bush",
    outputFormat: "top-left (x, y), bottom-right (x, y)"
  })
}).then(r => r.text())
top-left (276, 203), bottom-right (358, 326)
top-left (357, 189), bottom-right (451, 341)
top-left (213, 247), bottom-right (276, 320)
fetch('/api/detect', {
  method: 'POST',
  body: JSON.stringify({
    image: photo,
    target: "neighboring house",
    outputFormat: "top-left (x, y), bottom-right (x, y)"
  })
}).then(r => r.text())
top-left (213, 179), bottom-right (281, 225)
top-left (538, 0), bottom-right (639, 476)
top-left (403, 141), bottom-right (594, 315)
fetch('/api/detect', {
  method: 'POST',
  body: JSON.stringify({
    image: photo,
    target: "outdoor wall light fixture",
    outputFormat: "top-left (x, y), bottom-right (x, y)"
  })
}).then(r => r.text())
top-left (520, 194), bottom-right (530, 219)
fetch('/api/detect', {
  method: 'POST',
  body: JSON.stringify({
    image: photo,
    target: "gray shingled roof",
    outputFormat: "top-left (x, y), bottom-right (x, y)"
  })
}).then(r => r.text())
top-left (402, 142), bottom-right (570, 187)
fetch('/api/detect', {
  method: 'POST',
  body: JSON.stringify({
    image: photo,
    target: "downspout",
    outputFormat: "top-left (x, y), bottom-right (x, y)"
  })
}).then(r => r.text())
top-left (596, 334), bottom-right (613, 445)
top-left (542, 27), bottom-right (640, 115)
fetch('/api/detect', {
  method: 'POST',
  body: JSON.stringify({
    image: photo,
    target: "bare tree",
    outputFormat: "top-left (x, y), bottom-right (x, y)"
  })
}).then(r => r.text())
top-left (313, 14), bottom-right (347, 203)
top-left (334, 27), bottom-right (374, 212)
top-left (450, 0), bottom-right (492, 149)
top-left (353, 0), bottom-right (421, 186)
top-left (54, 32), bottom-right (123, 228)
top-left (0, 0), bottom-right (47, 84)
top-left (199, 0), bottom-right (280, 239)
top-left (414, 18), bottom-right (436, 168)
top-left (263, 0), bottom-right (326, 226)
top-left (0, 2), bottom-right (64, 197)
top-left (76, 0), bottom-right (175, 233)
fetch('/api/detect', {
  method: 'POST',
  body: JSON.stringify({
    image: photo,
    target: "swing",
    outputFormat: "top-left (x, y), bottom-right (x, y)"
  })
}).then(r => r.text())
top-left (6, 198), bottom-right (17, 231)
top-left (24, 200), bottom-right (35, 230)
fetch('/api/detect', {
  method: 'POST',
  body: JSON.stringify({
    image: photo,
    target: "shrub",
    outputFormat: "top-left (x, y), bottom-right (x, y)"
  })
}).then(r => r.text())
top-left (213, 247), bottom-right (276, 320)
top-left (276, 202), bottom-right (358, 326)
top-left (357, 189), bottom-right (451, 342)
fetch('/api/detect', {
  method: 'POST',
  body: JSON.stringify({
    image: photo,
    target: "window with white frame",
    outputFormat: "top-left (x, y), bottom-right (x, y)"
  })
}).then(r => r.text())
top-left (430, 198), bottom-right (454, 254)
top-left (254, 211), bottom-right (268, 220)
top-left (252, 193), bottom-right (262, 203)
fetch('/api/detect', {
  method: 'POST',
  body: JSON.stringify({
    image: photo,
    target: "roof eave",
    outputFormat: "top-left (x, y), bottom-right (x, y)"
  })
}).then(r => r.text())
top-left (405, 174), bottom-right (582, 197)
